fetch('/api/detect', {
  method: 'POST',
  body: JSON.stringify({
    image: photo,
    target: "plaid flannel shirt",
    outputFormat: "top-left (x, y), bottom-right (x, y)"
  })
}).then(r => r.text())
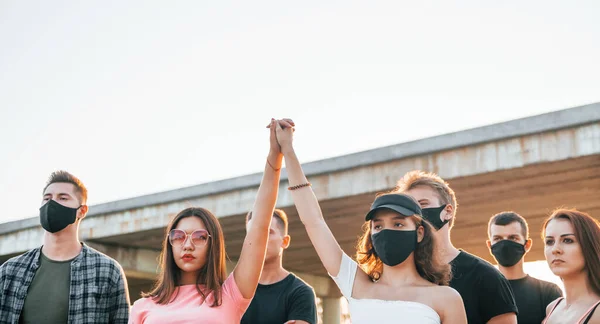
top-left (0, 244), bottom-right (130, 324)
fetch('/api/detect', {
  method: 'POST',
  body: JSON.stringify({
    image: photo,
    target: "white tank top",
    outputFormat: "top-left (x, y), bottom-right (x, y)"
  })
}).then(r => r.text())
top-left (330, 253), bottom-right (441, 324)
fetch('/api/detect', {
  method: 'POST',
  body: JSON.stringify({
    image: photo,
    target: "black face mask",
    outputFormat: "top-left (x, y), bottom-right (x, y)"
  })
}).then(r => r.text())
top-left (39, 199), bottom-right (80, 233)
top-left (371, 229), bottom-right (418, 267)
top-left (491, 240), bottom-right (526, 267)
top-left (421, 205), bottom-right (448, 230)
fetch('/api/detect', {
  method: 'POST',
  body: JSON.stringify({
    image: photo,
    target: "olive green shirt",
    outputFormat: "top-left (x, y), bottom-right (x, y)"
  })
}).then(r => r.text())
top-left (19, 252), bottom-right (75, 324)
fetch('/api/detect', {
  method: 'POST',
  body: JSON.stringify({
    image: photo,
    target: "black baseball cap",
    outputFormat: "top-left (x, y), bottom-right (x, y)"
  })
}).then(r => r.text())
top-left (365, 193), bottom-right (422, 221)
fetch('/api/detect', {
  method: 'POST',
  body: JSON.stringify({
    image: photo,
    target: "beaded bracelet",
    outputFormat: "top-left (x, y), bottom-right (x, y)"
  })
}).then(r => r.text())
top-left (288, 182), bottom-right (312, 191)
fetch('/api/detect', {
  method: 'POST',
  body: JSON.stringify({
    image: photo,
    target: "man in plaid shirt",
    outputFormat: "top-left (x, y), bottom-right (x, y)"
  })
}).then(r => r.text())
top-left (0, 171), bottom-right (130, 324)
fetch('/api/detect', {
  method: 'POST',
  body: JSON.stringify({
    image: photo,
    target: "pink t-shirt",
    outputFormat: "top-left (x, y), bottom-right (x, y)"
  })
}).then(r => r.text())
top-left (129, 273), bottom-right (251, 324)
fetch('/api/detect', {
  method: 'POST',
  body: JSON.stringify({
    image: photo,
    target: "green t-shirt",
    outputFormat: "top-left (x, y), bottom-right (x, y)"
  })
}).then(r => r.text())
top-left (19, 252), bottom-right (75, 324)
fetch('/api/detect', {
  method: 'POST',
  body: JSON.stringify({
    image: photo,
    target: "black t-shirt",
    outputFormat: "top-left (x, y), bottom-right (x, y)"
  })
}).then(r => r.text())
top-left (241, 273), bottom-right (317, 324)
top-left (450, 250), bottom-right (518, 324)
top-left (509, 275), bottom-right (563, 324)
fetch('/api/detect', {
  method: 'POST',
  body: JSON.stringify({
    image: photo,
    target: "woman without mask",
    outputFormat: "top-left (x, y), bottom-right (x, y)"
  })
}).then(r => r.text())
top-left (128, 119), bottom-right (292, 324)
top-left (542, 209), bottom-right (600, 324)
top-left (273, 120), bottom-right (467, 324)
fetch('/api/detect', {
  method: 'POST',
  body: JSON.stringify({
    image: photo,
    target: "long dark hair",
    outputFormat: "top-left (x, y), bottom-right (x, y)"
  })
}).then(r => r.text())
top-left (542, 208), bottom-right (600, 296)
top-left (356, 214), bottom-right (451, 285)
top-left (143, 207), bottom-right (227, 306)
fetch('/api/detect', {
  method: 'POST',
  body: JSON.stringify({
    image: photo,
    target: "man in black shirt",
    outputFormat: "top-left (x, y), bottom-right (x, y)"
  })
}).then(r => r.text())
top-left (397, 171), bottom-right (518, 324)
top-left (242, 209), bottom-right (317, 324)
top-left (487, 211), bottom-right (563, 324)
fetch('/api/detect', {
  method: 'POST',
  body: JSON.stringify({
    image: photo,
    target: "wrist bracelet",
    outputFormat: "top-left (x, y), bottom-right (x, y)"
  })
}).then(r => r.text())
top-left (288, 182), bottom-right (311, 191)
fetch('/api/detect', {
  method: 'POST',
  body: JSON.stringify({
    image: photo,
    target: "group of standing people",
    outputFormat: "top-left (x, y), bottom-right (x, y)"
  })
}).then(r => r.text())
top-left (0, 118), bottom-right (598, 324)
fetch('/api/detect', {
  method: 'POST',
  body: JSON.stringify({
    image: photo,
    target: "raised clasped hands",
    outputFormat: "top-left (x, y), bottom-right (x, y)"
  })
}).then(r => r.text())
top-left (266, 118), bottom-right (295, 155)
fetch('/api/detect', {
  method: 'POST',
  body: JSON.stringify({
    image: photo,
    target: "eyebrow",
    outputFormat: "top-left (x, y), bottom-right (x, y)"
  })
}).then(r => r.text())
top-left (176, 229), bottom-right (207, 234)
top-left (372, 215), bottom-right (406, 222)
top-left (44, 192), bottom-right (73, 196)
top-left (545, 233), bottom-right (575, 238)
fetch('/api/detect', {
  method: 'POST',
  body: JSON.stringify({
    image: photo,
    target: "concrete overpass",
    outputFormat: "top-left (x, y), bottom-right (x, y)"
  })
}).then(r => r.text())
top-left (1, 103), bottom-right (599, 323)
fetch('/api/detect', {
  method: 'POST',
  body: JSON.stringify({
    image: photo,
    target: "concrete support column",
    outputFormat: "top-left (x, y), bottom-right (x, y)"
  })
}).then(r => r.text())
top-left (322, 297), bottom-right (341, 324)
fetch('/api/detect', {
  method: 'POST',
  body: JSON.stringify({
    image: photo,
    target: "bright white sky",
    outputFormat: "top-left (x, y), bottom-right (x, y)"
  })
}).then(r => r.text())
top-left (0, 0), bottom-right (598, 231)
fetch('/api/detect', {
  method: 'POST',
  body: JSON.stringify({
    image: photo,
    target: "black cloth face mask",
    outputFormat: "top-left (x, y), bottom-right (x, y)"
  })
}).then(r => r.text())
top-left (39, 199), bottom-right (80, 233)
top-left (421, 204), bottom-right (449, 230)
top-left (371, 229), bottom-right (418, 267)
top-left (491, 240), bottom-right (526, 267)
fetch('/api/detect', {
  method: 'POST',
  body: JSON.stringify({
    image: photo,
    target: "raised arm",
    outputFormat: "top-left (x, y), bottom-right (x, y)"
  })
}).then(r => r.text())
top-left (275, 122), bottom-right (344, 277)
top-left (233, 119), bottom-right (286, 299)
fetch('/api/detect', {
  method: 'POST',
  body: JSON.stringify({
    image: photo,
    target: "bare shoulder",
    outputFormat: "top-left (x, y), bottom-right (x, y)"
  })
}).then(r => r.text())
top-left (433, 285), bottom-right (462, 300)
top-left (425, 285), bottom-right (465, 321)
top-left (588, 301), bottom-right (600, 324)
top-left (351, 266), bottom-right (375, 294)
top-left (427, 285), bottom-right (463, 310)
top-left (545, 297), bottom-right (562, 315)
top-left (354, 266), bottom-right (372, 283)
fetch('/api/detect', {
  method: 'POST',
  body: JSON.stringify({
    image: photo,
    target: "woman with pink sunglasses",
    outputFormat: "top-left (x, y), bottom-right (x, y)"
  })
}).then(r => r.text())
top-left (129, 119), bottom-right (294, 324)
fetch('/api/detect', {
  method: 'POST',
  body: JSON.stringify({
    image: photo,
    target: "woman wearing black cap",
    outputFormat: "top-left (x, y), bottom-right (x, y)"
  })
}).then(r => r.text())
top-left (271, 120), bottom-right (467, 324)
